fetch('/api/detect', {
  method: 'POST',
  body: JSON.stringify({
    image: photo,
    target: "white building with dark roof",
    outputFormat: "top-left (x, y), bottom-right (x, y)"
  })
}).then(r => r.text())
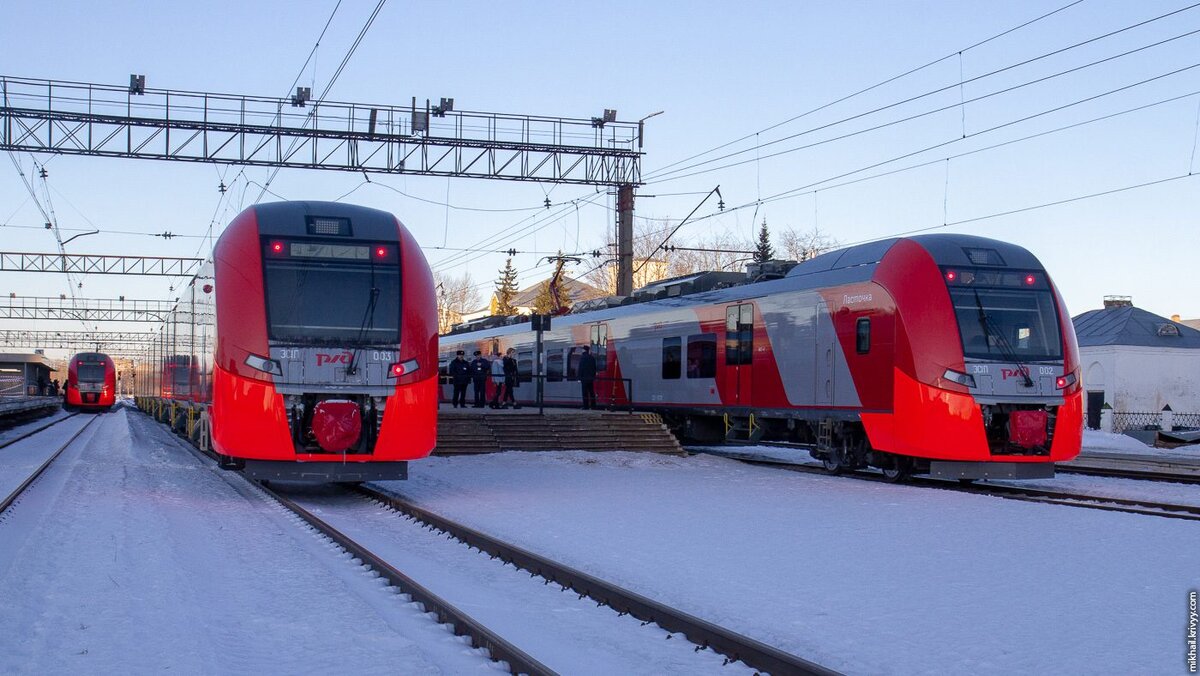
top-left (1072, 297), bottom-right (1200, 429)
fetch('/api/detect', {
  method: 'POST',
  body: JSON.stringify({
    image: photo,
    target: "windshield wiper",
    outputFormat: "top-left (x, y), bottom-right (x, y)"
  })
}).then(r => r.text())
top-left (973, 290), bottom-right (1033, 387)
top-left (345, 285), bottom-right (380, 376)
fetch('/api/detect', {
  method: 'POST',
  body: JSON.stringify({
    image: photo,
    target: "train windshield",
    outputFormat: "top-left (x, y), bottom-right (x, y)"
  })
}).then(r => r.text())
top-left (77, 363), bottom-right (106, 382)
top-left (263, 253), bottom-right (400, 345)
top-left (949, 287), bottom-right (1062, 362)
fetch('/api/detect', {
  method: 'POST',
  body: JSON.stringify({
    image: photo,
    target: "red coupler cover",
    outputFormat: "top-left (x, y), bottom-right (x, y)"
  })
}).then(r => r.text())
top-left (1010, 410), bottom-right (1048, 448)
top-left (311, 400), bottom-right (362, 452)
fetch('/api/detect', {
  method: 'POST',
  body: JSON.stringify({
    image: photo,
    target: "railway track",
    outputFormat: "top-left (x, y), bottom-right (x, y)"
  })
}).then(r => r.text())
top-left (0, 412), bottom-right (78, 451)
top-left (0, 413), bottom-right (96, 514)
top-left (145, 406), bottom-right (837, 675)
top-left (690, 445), bottom-right (1200, 523)
top-left (357, 483), bottom-right (837, 676)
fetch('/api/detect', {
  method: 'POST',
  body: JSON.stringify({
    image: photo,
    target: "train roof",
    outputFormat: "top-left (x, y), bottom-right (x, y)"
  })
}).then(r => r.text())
top-left (442, 233), bottom-right (1048, 343)
top-left (249, 201), bottom-right (404, 240)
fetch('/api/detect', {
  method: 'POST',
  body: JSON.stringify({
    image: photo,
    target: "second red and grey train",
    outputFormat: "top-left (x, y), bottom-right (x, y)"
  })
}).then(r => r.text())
top-left (134, 201), bottom-right (438, 482)
top-left (64, 352), bottom-right (117, 411)
top-left (442, 234), bottom-right (1082, 480)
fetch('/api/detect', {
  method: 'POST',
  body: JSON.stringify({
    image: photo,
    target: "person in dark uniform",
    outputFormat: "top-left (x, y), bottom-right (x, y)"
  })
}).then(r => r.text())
top-left (502, 348), bottom-right (519, 409)
top-left (448, 350), bottom-right (470, 408)
top-left (36, 374), bottom-right (47, 396)
top-left (470, 350), bottom-right (490, 408)
top-left (578, 345), bottom-right (597, 409)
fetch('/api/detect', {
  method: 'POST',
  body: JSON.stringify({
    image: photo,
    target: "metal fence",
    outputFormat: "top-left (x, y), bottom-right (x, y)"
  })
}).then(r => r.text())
top-left (1111, 411), bottom-right (1200, 433)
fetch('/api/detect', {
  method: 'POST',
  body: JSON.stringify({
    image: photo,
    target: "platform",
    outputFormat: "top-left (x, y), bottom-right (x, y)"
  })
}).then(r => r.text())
top-left (0, 396), bottom-right (61, 428)
top-left (436, 406), bottom-right (683, 455)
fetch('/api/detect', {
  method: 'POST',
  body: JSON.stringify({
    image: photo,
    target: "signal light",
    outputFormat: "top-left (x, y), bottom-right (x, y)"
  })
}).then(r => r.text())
top-left (946, 271), bottom-right (957, 282)
top-left (1056, 372), bottom-right (1077, 389)
top-left (388, 359), bottom-right (419, 378)
top-left (1025, 274), bottom-right (1036, 285)
top-left (375, 246), bottom-right (387, 258)
top-left (270, 241), bottom-right (284, 254)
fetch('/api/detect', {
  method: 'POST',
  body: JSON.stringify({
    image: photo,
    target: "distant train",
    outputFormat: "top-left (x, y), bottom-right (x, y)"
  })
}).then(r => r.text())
top-left (64, 351), bottom-right (116, 411)
top-left (442, 234), bottom-right (1082, 481)
top-left (135, 201), bottom-right (438, 482)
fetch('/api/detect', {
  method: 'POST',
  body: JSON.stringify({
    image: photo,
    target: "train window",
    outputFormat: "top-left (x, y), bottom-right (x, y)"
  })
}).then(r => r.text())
top-left (547, 350), bottom-right (564, 382)
top-left (725, 304), bottom-right (754, 365)
top-left (567, 347), bottom-right (583, 381)
top-left (662, 337), bottom-right (682, 380)
top-left (590, 324), bottom-right (608, 371)
top-left (517, 350), bottom-right (534, 383)
top-left (856, 318), bottom-right (871, 354)
top-left (687, 333), bottom-right (717, 378)
top-left (262, 254), bottom-right (400, 344)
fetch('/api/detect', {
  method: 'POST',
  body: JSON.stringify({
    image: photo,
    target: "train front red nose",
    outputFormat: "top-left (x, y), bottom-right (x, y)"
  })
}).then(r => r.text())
top-left (311, 401), bottom-right (362, 452)
top-left (1010, 410), bottom-right (1048, 448)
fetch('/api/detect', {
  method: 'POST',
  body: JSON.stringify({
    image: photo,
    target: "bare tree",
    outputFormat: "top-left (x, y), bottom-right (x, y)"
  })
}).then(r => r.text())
top-left (778, 225), bottom-right (839, 262)
top-left (583, 219), bottom-right (759, 294)
top-left (433, 270), bottom-right (482, 334)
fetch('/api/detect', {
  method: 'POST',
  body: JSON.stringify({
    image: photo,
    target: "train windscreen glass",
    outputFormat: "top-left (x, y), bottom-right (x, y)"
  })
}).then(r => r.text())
top-left (77, 363), bottom-right (106, 382)
top-left (263, 241), bottom-right (400, 344)
top-left (948, 287), bottom-right (1062, 361)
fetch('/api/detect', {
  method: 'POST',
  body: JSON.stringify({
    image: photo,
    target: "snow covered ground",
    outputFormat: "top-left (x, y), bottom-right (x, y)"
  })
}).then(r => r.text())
top-left (2, 408), bottom-right (1196, 674)
top-left (0, 409), bottom-right (504, 674)
top-left (384, 451), bottom-right (1199, 675)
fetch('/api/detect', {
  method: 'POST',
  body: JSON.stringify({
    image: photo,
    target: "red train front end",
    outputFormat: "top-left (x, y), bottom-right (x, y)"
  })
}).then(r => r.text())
top-left (64, 352), bottom-right (116, 411)
top-left (861, 236), bottom-right (1083, 480)
top-left (210, 202), bottom-right (437, 482)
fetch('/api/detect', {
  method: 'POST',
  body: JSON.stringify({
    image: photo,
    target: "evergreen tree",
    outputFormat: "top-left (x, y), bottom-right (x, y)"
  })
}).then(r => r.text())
top-left (754, 218), bottom-right (774, 263)
top-left (494, 257), bottom-right (519, 316)
top-left (532, 280), bottom-right (555, 314)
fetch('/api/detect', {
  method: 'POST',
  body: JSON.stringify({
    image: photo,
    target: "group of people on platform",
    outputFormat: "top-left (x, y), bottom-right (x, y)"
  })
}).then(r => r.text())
top-left (447, 348), bottom-right (520, 409)
top-left (445, 345), bottom-right (599, 409)
top-left (35, 375), bottom-right (61, 397)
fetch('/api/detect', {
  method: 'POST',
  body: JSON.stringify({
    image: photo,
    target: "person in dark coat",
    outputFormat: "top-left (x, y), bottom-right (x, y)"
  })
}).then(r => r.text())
top-left (577, 345), bottom-right (597, 409)
top-left (49, 379), bottom-right (60, 397)
top-left (37, 374), bottom-right (47, 396)
top-left (470, 350), bottom-right (490, 408)
top-left (448, 350), bottom-right (470, 408)
top-left (502, 348), bottom-right (519, 409)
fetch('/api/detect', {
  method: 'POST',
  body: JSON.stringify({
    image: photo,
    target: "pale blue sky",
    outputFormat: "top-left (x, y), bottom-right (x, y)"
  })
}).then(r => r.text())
top-left (2, 0), bottom-right (1198, 345)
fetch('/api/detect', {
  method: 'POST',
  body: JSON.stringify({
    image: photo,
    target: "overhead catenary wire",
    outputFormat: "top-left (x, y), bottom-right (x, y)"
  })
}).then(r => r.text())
top-left (648, 0), bottom-right (1089, 177)
top-left (646, 4), bottom-right (1200, 183)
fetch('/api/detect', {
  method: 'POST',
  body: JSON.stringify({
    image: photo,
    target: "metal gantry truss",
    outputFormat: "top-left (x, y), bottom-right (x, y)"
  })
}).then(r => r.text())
top-left (0, 329), bottom-right (158, 350)
top-left (0, 296), bottom-right (179, 322)
top-left (0, 251), bottom-right (204, 276)
top-left (0, 75), bottom-right (643, 185)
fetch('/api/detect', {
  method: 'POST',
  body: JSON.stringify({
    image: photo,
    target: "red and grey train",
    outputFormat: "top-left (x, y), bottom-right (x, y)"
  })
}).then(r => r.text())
top-left (64, 351), bottom-right (116, 411)
top-left (442, 234), bottom-right (1082, 480)
top-left (135, 201), bottom-right (438, 482)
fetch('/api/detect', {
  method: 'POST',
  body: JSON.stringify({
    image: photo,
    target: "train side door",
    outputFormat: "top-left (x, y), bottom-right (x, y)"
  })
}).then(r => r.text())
top-left (724, 303), bottom-right (754, 407)
top-left (815, 300), bottom-right (835, 406)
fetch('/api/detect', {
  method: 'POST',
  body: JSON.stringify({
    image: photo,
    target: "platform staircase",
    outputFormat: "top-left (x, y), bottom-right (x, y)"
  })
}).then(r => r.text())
top-left (436, 410), bottom-right (684, 455)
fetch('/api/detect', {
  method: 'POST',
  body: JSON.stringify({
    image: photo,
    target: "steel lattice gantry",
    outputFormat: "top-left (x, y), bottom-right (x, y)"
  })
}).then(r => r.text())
top-left (0, 329), bottom-right (157, 350)
top-left (0, 75), bottom-right (643, 185)
top-left (0, 296), bottom-right (179, 322)
top-left (0, 251), bottom-right (204, 276)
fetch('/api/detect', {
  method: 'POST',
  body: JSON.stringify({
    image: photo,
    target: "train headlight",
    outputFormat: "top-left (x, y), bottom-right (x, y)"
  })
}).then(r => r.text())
top-left (244, 353), bottom-right (282, 376)
top-left (943, 368), bottom-right (976, 388)
top-left (1055, 372), bottom-right (1077, 389)
top-left (388, 359), bottom-right (419, 378)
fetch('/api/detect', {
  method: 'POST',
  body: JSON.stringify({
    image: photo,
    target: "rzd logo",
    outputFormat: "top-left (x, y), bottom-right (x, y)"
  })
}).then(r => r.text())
top-left (316, 351), bottom-right (353, 367)
top-left (1000, 367), bottom-right (1030, 381)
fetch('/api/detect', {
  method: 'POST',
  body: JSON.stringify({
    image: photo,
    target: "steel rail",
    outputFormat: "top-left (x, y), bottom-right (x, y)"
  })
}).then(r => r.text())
top-left (357, 484), bottom-right (839, 676)
top-left (689, 447), bottom-right (1200, 522)
top-left (1057, 464), bottom-right (1200, 485)
top-left (261, 487), bottom-right (557, 676)
top-left (0, 412), bottom-right (78, 450)
top-left (0, 415), bottom-right (96, 514)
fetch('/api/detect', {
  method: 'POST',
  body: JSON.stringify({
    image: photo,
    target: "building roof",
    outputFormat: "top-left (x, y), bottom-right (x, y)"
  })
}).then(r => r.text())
top-left (0, 353), bottom-right (57, 369)
top-left (508, 276), bottom-right (603, 308)
top-left (1072, 305), bottom-right (1200, 349)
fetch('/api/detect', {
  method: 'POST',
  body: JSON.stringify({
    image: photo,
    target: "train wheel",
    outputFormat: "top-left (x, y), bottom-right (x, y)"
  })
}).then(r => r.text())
top-left (882, 456), bottom-right (912, 483)
top-left (821, 454), bottom-right (843, 474)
